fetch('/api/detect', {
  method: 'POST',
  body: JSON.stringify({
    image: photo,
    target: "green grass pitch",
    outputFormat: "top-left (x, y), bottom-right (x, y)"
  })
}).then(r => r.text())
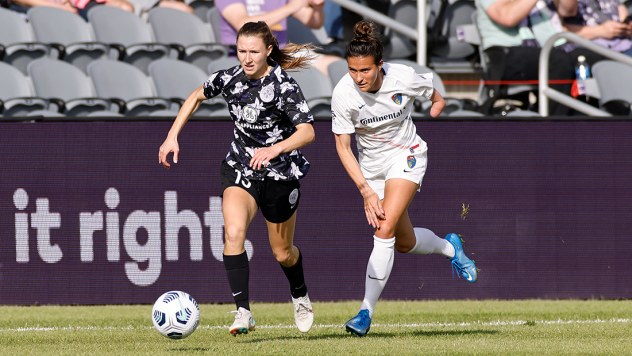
top-left (1, 300), bottom-right (631, 355)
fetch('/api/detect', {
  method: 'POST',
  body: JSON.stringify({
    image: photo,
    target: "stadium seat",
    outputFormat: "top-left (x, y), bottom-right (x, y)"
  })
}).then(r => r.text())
top-left (148, 7), bottom-right (229, 72)
top-left (207, 7), bottom-right (223, 44)
top-left (88, 6), bottom-right (169, 75)
top-left (189, 0), bottom-right (214, 23)
top-left (505, 109), bottom-right (542, 117)
top-left (287, 16), bottom-right (344, 57)
top-left (208, 57), bottom-right (240, 75)
top-left (286, 65), bottom-right (332, 118)
top-left (427, 0), bottom-right (480, 74)
top-left (0, 8), bottom-right (54, 75)
top-left (448, 109), bottom-right (484, 117)
top-left (0, 61), bottom-right (55, 116)
top-left (27, 58), bottom-right (118, 116)
top-left (27, 7), bottom-right (111, 74)
top-left (149, 59), bottom-right (229, 116)
top-left (327, 59), bottom-right (348, 88)
top-left (383, 0), bottom-right (417, 60)
top-left (88, 59), bottom-right (176, 116)
top-left (592, 60), bottom-right (632, 116)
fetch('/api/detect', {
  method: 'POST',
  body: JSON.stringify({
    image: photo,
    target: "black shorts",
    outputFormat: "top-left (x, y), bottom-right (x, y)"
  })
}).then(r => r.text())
top-left (220, 160), bottom-right (301, 223)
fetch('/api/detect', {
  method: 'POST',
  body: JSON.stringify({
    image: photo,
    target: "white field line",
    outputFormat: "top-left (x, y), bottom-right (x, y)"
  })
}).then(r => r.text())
top-left (1, 318), bottom-right (631, 333)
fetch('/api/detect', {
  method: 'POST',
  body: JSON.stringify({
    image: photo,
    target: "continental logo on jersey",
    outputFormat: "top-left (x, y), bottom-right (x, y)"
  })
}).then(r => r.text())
top-left (392, 93), bottom-right (402, 105)
top-left (360, 109), bottom-right (403, 125)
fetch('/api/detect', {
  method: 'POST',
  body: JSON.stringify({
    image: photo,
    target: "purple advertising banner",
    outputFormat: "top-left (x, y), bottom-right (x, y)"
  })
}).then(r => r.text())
top-left (1, 120), bottom-right (632, 305)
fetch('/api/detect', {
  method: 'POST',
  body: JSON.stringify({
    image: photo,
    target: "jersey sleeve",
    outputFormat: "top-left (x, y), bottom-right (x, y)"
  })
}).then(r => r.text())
top-left (331, 86), bottom-right (355, 135)
top-left (281, 79), bottom-right (314, 126)
top-left (409, 69), bottom-right (435, 100)
top-left (202, 70), bottom-right (226, 99)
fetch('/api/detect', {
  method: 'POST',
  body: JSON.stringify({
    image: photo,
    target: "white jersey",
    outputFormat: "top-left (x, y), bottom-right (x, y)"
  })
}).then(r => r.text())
top-left (331, 62), bottom-right (434, 169)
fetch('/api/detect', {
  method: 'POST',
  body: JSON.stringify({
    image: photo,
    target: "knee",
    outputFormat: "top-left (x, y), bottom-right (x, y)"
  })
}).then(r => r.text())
top-left (224, 224), bottom-right (246, 248)
top-left (272, 248), bottom-right (292, 265)
top-left (375, 221), bottom-right (397, 240)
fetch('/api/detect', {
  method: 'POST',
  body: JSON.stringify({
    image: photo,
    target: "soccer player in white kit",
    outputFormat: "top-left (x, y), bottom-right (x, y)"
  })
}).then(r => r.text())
top-left (332, 21), bottom-right (478, 337)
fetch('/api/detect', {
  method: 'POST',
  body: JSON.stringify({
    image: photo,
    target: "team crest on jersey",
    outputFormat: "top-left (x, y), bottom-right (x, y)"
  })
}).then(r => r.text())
top-left (242, 105), bottom-right (258, 123)
top-left (392, 93), bottom-right (402, 105)
top-left (407, 155), bottom-right (416, 169)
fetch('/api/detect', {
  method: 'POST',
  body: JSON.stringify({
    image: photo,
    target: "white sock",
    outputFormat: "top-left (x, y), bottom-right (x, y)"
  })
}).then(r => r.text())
top-left (407, 228), bottom-right (455, 258)
top-left (360, 235), bottom-right (395, 318)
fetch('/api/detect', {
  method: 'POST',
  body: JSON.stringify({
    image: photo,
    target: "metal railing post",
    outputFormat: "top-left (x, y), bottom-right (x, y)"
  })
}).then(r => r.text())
top-left (539, 32), bottom-right (632, 116)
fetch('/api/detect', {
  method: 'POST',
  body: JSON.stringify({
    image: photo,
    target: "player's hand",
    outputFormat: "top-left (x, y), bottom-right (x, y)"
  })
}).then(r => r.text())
top-left (429, 90), bottom-right (446, 118)
top-left (361, 186), bottom-right (385, 229)
top-left (250, 145), bottom-right (283, 170)
top-left (159, 136), bottom-right (179, 169)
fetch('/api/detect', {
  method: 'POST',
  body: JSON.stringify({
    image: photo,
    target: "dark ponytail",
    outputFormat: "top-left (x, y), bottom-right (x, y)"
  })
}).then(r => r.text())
top-left (345, 20), bottom-right (384, 64)
top-left (237, 21), bottom-right (318, 71)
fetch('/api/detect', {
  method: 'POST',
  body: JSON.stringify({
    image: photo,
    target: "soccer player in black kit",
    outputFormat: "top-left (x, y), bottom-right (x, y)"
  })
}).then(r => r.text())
top-left (159, 21), bottom-right (316, 336)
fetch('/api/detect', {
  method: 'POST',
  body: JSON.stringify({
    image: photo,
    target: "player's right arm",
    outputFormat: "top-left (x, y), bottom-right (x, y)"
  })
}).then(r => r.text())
top-left (159, 86), bottom-right (207, 169)
top-left (334, 133), bottom-right (385, 229)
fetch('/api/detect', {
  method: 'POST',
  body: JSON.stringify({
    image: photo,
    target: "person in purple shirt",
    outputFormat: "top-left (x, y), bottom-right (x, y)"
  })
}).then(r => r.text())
top-left (215, 0), bottom-right (342, 76)
top-left (564, 0), bottom-right (632, 56)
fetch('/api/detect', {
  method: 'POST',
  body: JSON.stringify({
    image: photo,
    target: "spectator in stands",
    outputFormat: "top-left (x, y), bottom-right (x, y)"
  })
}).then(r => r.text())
top-left (127, 0), bottom-right (193, 19)
top-left (75, 0), bottom-right (134, 19)
top-left (215, 0), bottom-right (343, 76)
top-left (475, 0), bottom-right (604, 115)
top-left (2, 0), bottom-right (78, 13)
top-left (563, 0), bottom-right (632, 56)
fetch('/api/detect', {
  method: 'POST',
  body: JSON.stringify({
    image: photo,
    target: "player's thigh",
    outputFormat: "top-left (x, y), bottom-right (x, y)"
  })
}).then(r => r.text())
top-left (222, 187), bottom-right (258, 248)
top-left (376, 178), bottom-right (419, 239)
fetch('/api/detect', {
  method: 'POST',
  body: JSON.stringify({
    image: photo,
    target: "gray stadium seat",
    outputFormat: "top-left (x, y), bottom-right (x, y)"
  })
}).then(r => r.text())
top-left (448, 109), bottom-right (484, 117)
top-left (286, 17), bottom-right (344, 57)
top-left (287, 65), bottom-right (332, 118)
top-left (428, 0), bottom-right (479, 73)
top-left (27, 7), bottom-right (111, 74)
top-left (189, 0), bottom-right (214, 23)
top-left (327, 59), bottom-right (348, 88)
top-left (207, 7), bottom-right (223, 43)
top-left (149, 59), bottom-right (229, 116)
top-left (504, 109), bottom-right (542, 117)
top-left (0, 61), bottom-right (54, 116)
top-left (592, 60), bottom-right (632, 115)
top-left (148, 7), bottom-right (229, 72)
top-left (87, 59), bottom-right (176, 116)
top-left (208, 57), bottom-right (240, 75)
top-left (383, 0), bottom-right (417, 60)
top-left (88, 6), bottom-right (169, 75)
top-left (0, 8), bottom-right (54, 75)
top-left (27, 58), bottom-right (117, 116)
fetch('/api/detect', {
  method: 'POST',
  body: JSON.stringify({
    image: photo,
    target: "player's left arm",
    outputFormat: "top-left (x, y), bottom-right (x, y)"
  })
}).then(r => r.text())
top-left (250, 123), bottom-right (315, 170)
top-left (428, 90), bottom-right (446, 118)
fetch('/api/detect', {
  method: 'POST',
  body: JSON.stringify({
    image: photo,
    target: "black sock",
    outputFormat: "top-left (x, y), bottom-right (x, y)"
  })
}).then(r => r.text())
top-left (223, 251), bottom-right (250, 311)
top-left (280, 249), bottom-right (308, 299)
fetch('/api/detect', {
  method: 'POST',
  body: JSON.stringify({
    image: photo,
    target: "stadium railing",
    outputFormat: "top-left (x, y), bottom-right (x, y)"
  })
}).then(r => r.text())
top-left (538, 32), bottom-right (632, 117)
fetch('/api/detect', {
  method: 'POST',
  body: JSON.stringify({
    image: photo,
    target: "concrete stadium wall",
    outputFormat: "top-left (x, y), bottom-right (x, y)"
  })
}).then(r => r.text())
top-left (1, 119), bottom-right (631, 305)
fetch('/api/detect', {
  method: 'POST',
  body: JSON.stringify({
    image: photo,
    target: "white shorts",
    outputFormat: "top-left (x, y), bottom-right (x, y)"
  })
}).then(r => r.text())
top-left (360, 143), bottom-right (428, 200)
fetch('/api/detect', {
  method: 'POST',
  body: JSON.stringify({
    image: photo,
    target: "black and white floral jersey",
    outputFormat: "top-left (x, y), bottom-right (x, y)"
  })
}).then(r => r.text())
top-left (203, 60), bottom-right (314, 181)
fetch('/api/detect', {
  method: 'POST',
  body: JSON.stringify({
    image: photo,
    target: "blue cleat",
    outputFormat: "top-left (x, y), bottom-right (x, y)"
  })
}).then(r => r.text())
top-left (445, 233), bottom-right (477, 283)
top-left (344, 309), bottom-right (372, 336)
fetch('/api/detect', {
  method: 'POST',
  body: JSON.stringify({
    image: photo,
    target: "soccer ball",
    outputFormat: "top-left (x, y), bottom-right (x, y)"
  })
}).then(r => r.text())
top-left (151, 291), bottom-right (200, 339)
